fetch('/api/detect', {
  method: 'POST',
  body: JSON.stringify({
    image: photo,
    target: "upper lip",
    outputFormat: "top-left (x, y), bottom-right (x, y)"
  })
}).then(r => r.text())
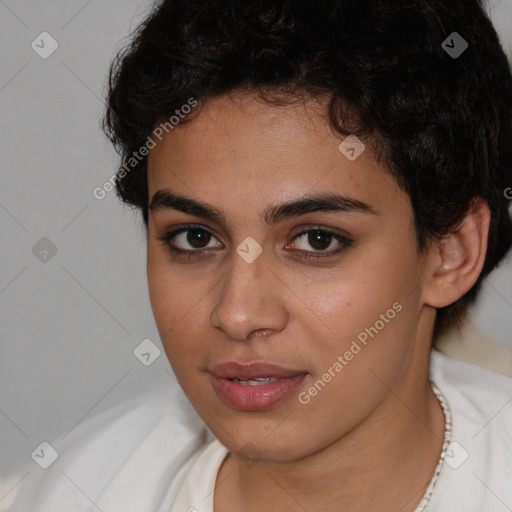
top-left (210, 362), bottom-right (306, 380)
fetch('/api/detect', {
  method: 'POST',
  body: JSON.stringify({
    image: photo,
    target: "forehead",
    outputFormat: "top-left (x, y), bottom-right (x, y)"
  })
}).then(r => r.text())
top-left (148, 93), bottom-right (335, 175)
top-left (146, 93), bottom-right (407, 223)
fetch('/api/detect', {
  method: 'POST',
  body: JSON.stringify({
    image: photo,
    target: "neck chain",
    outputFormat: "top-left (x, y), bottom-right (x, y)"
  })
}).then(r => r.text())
top-left (413, 381), bottom-right (452, 512)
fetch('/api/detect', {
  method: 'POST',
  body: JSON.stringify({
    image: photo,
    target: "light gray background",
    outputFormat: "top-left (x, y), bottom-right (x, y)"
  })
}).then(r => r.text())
top-left (1, 0), bottom-right (512, 504)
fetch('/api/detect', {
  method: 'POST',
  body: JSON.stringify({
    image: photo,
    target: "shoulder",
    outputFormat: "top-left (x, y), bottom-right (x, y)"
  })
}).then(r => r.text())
top-left (428, 350), bottom-right (512, 510)
top-left (168, 439), bottom-right (229, 512)
top-left (8, 383), bottom-right (208, 512)
top-left (430, 348), bottom-right (512, 431)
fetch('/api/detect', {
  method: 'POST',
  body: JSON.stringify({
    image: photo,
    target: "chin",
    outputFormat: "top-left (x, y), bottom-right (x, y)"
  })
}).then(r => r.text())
top-left (213, 420), bottom-right (313, 463)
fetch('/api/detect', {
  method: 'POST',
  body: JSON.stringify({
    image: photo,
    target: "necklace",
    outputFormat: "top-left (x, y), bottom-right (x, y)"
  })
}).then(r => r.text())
top-left (413, 381), bottom-right (452, 512)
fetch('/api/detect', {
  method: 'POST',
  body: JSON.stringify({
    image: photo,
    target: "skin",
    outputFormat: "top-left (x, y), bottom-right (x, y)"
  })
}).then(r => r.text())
top-left (146, 92), bottom-right (490, 511)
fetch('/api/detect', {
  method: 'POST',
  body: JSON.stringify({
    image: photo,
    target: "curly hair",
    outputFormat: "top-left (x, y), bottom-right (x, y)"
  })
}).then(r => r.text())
top-left (102, 0), bottom-right (512, 338)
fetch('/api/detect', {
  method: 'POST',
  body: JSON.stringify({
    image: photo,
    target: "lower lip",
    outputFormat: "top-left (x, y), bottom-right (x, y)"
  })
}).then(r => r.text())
top-left (210, 374), bottom-right (307, 411)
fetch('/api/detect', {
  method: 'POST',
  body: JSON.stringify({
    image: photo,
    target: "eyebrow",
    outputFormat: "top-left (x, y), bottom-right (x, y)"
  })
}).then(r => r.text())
top-left (148, 189), bottom-right (378, 226)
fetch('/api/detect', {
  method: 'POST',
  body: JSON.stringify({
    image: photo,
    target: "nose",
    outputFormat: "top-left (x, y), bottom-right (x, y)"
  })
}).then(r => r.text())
top-left (209, 250), bottom-right (288, 341)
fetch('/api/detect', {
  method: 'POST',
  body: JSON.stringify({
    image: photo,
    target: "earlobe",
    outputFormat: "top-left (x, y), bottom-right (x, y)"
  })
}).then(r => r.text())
top-left (423, 198), bottom-right (491, 309)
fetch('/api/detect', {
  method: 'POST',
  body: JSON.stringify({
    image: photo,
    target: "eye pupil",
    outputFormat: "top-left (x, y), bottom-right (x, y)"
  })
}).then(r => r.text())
top-left (309, 229), bottom-right (331, 250)
top-left (188, 229), bottom-right (210, 248)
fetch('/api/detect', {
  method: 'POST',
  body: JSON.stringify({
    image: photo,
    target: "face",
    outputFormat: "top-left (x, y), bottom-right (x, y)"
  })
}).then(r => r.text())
top-left (146, 92), bottom-right (432, 462)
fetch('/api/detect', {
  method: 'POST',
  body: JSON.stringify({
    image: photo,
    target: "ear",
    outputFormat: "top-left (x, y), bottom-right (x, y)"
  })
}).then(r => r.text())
top-left (422, 198), bottom-right (491, 309)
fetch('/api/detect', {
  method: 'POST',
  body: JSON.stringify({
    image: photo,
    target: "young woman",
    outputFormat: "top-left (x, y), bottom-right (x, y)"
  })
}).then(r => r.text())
top-left (10, 0), bottom-right (512, 511)
top-left (103, 0), bottom-right (512, 510)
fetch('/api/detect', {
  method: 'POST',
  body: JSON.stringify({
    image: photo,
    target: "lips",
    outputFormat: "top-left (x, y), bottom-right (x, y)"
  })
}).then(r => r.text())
top-left (209, 362), bottom-right (308, 411)
top-left (211, 361), bottom-right (304, 380)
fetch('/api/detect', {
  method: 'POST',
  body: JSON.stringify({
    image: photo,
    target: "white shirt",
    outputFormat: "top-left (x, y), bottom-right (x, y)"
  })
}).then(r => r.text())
top-left (6, 350), bottom-right (512, 512)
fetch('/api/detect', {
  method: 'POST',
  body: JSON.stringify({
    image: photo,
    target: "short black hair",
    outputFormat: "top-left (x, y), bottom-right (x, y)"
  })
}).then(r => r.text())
top-left (102, 0), bottom-right (512, 338)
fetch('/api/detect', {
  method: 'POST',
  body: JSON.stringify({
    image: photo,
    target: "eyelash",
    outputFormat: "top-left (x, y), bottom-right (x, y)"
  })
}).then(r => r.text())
top-left (156, 223), bottom-right (354, 261)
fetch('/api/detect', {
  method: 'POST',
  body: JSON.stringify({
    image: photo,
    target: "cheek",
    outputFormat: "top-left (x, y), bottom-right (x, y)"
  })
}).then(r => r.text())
top-left (290, 278), bottom-right (417, 444)
top-left (290, 240), bottom-right (423, 397)
top-left (148, 244), bottom-right (200, 323)
top-left (297, 244), bottom-right (418, 339)
top-left (147, 252), bottom-right (173, 329)
top-left (147, 250), bottom-right (183, 347)
top-left (147, 249), bottom-right (213, 366)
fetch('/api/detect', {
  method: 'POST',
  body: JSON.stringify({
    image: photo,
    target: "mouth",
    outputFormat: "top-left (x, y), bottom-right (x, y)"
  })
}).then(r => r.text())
top-left (227, 377), bottom-right (281, 385)
top-left (209, 361), bottom-right (308, 411)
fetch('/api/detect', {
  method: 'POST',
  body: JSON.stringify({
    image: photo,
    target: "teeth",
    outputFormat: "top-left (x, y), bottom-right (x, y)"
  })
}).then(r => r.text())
top-left (231, 377), bottom-right (278, 385)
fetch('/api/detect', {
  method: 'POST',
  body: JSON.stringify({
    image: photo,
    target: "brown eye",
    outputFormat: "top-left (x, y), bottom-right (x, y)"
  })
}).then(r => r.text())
top-left (306, 229), bottom-right (333, 251)
top-left (290, 228), bottom-right (352, 256)
top-left (186, 228), bottom-right (212, 249)
top-left (157, 225), bottom-right (222, 256)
